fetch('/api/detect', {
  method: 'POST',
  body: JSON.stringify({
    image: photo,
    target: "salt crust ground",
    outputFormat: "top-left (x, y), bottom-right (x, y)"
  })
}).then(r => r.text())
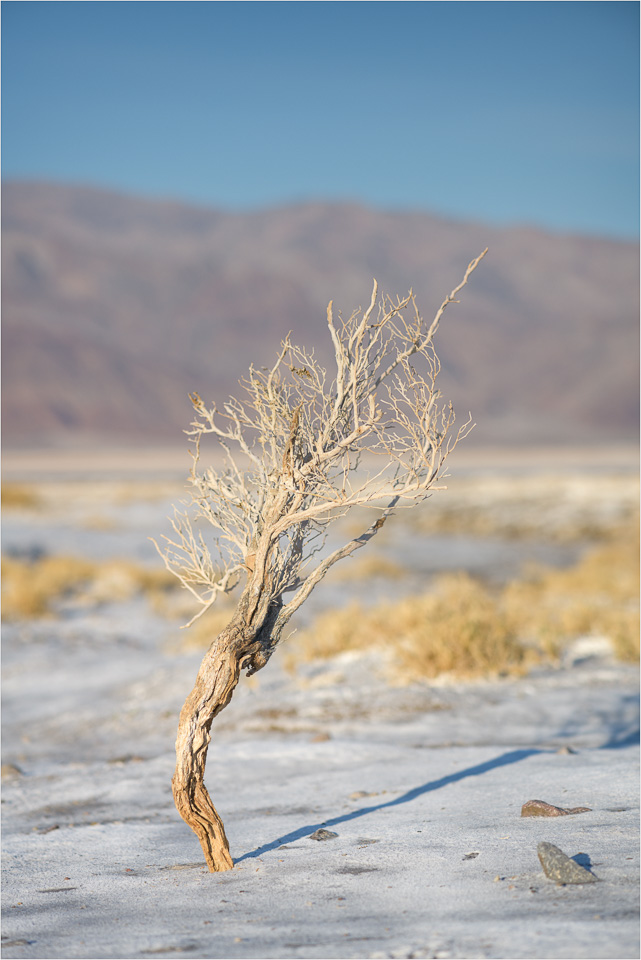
top-left (2, 596), bottom-right (639, 960)
top-left (2, 458), bottom-right (639, 960)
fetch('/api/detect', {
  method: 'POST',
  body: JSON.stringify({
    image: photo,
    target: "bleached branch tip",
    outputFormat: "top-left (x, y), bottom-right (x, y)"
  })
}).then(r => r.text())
top-left (158, 251), bottom-right (486, 634)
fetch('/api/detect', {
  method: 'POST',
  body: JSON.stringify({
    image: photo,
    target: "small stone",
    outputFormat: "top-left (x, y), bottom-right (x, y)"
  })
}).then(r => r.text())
top-left (556, 746), bottom-right (577, 754)
top-left (537, 841), bottom-right (598, 884)
top-left (309, 828), bottom-right (338, 841)
top-left (462, 851), bottom-right (479, 860)
top-left (310, 733), bottom-right (331, 742)
top-left (521, 799), bottom-right (591, 817)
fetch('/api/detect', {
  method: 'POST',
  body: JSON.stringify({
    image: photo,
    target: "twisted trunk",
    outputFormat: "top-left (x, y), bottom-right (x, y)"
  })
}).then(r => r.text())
top-left (171, 595), bottom-right (281, 872)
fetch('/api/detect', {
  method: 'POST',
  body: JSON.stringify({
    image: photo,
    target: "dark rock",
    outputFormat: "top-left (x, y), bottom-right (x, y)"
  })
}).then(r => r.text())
top-left (522, 799), bottom-right (591, 817)
top-left (537, 841), bottom-right (598, 884)
top-left (309, 828), bottom-right (338, 841)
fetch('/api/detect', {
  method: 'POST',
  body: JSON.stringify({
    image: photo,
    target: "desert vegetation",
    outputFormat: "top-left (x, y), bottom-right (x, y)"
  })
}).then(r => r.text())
top-left (1, 553), bottom-right (178, 620)
top-left (2, 483), bottom-right (636, 671)
top-left (155, 253), bottom-right (487, 871)
top-left (287, 524), bottom-right (639, 680)
top-left (502, 525), bottom-right (639, 663)
top-left (1, 483), bottom-right (42, 511)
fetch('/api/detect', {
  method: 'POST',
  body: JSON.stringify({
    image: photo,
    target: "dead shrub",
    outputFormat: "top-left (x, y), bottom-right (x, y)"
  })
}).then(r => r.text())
top-left (2, 555), bottom-right (96, 619)
top-left (1, 554), bottom-right (181, 620)
top-left (503, 526), bottom-right (639, 662)
top-left (1, 484), bottom-right (41, 511)
top-left (290, 573), bottom-right (535, 681)
top-left (290, 526), bottom-right (639, 678)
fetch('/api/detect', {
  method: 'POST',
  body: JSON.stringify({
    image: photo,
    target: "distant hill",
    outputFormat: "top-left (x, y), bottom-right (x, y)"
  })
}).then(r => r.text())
top-left (2, 180), bottom-right (638, 448)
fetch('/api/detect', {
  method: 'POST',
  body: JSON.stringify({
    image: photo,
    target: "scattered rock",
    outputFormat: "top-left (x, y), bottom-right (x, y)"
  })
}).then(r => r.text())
top-left (356, 838), bottom-right (379, 846)
top-left (556, 746), bottom-right (577, 754)
top-left (537, 841), bottom-right (598, 884)
top-left (462, 851), bottom-right (480, 860)
top-left (309, 828), bottom-right (338, 841)
top-left (521, 799), bottom-right (591, 817)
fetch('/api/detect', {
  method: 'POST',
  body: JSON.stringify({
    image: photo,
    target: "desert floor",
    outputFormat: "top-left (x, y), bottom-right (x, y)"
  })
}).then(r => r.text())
top-left (2, 446), bottom-right (639, 960)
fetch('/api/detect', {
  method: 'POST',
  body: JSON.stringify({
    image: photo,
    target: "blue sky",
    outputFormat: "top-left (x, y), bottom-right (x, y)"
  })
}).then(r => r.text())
top-left (2, 1), bottom-right (639, 238)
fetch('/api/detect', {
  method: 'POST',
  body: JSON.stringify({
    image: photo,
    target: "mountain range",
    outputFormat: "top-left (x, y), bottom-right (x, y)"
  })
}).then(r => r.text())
top-left (2, 180), bottom-right (638, 448)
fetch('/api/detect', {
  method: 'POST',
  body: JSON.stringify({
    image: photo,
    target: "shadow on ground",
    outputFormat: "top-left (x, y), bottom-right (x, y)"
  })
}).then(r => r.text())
top-left (236, 747), bottom-right (541, 863)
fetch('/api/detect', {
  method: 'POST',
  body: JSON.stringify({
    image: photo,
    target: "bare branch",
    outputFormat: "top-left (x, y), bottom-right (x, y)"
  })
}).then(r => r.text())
top-left (159, 254), bottom-right (487, 871)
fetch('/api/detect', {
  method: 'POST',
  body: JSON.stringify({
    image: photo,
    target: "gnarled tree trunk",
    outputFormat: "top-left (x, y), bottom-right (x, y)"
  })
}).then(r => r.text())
top-left (171, 597), bottom-right (282, 872)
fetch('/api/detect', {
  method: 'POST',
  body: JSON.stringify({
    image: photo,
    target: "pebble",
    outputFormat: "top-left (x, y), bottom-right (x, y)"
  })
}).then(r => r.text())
top-left (309, 828), bottom-right (338, 841)
top-left (521, 799), bottom-right (591, 817)
top-left (537, 841), bottom-right (598, 884)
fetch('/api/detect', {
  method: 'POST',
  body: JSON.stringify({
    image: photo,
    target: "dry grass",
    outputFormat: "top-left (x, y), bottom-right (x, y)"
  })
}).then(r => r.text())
top-left (502, 526), bottom-right (639, 662)
top-left (1, 555), bottom-right (179, 620)
top-left (2, 555), bottom-right (96, 619)
top-left (2, 479), bottom-right (183, 524)
top-left (287, 526), bottom-right (639, 680)
top-left (1, 484), bottom-right (41, 511)
top-left (287, 574), bottom-right (537, 681)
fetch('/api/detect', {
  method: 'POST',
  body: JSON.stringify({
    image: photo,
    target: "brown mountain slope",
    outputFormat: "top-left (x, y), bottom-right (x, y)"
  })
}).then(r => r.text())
top-left (2, 181), bottom-right (638, 448)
